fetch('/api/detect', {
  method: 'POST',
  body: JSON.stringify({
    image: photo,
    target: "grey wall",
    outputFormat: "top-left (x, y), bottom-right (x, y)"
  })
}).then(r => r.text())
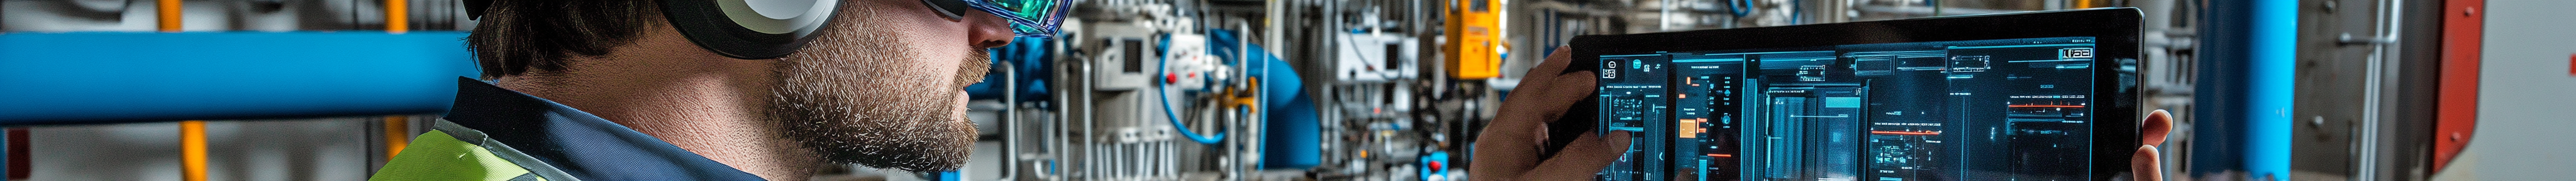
top-left (26, 118), bottom-right (373, 180)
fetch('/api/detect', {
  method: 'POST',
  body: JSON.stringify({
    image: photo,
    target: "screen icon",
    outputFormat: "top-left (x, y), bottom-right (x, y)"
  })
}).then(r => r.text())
top-left (2061, 48), bottom-right (2095, 58)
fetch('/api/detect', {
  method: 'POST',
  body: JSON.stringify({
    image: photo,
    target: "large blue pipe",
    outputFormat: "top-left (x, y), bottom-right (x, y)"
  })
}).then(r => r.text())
top-left (0, 32), bottom-right (476, 125)
top-left (2193, 1), bottom-right (2294, 180)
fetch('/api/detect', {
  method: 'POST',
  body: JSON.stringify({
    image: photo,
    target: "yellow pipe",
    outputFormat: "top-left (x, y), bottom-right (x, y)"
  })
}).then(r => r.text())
top-left (384, 116), bottom-right (409, 160)
top-left (382, 0), bottom-right (414, 163)
top-left (160, 1), bottom-right (203, 181)
top-left (157, 0), bottom-right (180, 32)
top-left (386, 0), bottom-right (408, 33)
top-left (179, 121), bottom-right (206, 181)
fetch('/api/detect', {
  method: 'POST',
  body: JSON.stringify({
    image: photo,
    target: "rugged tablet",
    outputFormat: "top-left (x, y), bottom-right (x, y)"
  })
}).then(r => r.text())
top-left (1561, 8), bottom-right (2141, 181)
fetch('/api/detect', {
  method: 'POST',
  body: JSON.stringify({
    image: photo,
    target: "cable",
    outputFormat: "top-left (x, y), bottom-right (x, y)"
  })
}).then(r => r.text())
top-left (1336, 30), bottom-right (1377, 70)
top-left (1158, 85), bottom-right (1226, 144)
top-left (1158, 42), bottom-right (1226, 145)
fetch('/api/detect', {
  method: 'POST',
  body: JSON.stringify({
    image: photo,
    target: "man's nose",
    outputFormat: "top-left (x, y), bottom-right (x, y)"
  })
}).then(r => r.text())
top-left (963, 12), bottom-right (1016, 48)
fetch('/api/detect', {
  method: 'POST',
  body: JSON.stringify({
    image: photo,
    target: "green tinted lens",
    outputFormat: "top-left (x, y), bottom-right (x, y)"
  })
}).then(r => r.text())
top-left (986, 0), bottom-right (1060, 19)
top-left (965, 0), bottom-right (1065, 36)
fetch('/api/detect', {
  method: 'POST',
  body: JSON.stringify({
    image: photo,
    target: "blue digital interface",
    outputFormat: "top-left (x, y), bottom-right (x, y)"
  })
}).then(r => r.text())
top-left (1597, 37), bottom-right (2099, 181)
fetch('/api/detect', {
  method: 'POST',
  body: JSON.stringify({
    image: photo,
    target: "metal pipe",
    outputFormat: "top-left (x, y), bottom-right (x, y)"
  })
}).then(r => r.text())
top-left (1083, 58), bottom-right (1096, 180)
top-left (2355, 0), bottom-right (2403, 180)
top-left (1116, 136), bottom-right (1128, 180)
top-left (1002, 60), bottom-right (1020, 180)
top-left (1243, 21), bottom-right (1263, 181)
top-left (1051, 30), bottom-right (1072, 181)
top-left (1163, 137), bottom-right (1175, 180)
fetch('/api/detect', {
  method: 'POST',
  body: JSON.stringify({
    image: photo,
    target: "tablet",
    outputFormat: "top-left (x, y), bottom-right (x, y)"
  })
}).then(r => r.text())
top-left (1559, 8), bottom-right (2140, 181)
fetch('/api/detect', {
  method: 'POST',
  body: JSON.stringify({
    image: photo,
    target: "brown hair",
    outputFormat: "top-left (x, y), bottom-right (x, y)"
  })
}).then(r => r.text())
top-left (467, 1), bottom-right (662, 79)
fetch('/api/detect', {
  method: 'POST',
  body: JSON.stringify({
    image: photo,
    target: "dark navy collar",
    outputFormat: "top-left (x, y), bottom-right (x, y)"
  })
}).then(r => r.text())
top-left (443, 77), bottom-right (765, 181)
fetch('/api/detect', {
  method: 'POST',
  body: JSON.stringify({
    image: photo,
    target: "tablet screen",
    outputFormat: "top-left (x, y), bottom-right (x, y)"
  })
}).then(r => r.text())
top-left (1597, 36), bottom-right (2099, 181)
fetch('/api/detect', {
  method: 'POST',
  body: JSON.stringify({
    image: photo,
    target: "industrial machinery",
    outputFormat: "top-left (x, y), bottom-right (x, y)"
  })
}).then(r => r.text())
top-left (970, 1), bottom-right (2229, 180)
top-left (44, 0), bottom-right (2570, 180)
top-left (976, 0), bottom-right (1302, 180)
top-left (968, 0), bottom-right (1511, 180)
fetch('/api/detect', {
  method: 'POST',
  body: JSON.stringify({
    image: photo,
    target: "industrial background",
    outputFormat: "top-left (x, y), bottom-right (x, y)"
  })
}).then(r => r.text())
top-left (1, 0), bottom-right (2569, 180)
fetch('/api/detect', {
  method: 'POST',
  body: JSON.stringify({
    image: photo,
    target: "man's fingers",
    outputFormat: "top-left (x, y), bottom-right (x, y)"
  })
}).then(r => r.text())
top-left (1477, 69), bottom-right (1599, 180)
top-left (1507, 46), bottom-right (1577, 96)
top-left (1483, 73), bottom-right (1591, 153)
top-left (1500, 71), bottom-right (1597, 124)
top-left (1468, 122), bottom-right (1541, 180)
top-left (1500, 46), bottom-right (1580, 111)
top-left (1498, 75), bottom-right (1554, 108)
top-left (2132, 145), bottom-right (2164, 181)
top-left (1672, 170), bottom-right (1698, 180)
top-left (1472, 47), bottom-right (1591, 180)
top-left (1518, 131), bottom-right (1632, 180)
top-left (1524, 46), bottom-right (1578, 85)
top-left (2141, 109), bottom-right (2173, 147)
top-left (2131, 110), bottom-right (2173, 181)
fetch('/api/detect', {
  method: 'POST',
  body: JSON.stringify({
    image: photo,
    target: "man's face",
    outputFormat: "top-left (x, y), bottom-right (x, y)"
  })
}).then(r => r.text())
top-left (764, 0), bottom-right (1004, 172)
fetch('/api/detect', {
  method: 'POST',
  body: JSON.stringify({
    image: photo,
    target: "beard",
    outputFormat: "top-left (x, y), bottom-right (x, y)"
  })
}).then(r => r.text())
top-left (766, 23), bottom-right (989, 172)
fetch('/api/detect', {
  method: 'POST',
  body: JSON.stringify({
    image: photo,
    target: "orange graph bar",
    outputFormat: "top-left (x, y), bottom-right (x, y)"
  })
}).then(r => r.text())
top-left (1706, 154), bottom-right (1734, 158)
top-left (1870, 130), bottom-right (1941, 136)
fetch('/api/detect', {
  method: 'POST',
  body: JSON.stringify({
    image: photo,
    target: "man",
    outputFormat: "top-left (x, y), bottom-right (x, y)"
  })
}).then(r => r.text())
top-left (1471, 47), bottom-right (2176, 181)
top-left (370, 1), bottom-right (1052, 180)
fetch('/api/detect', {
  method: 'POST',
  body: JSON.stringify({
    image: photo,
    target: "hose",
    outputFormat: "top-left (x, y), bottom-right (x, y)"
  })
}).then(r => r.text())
top-left (1157, 43), bottom-right (1225, 145)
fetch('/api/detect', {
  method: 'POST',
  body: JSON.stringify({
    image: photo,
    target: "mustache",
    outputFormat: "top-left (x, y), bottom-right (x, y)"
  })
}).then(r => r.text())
top-left (954, 49), bottom-right (992, 89)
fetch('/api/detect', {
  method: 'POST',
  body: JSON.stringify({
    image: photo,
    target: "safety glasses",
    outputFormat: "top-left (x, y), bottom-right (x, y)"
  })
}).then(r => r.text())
top-left (921, 0), bottom-right (1068, 38)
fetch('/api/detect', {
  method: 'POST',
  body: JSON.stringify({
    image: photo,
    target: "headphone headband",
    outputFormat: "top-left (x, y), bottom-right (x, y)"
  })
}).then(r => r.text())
top-left (461, 0), bottom-right (839, 60)
top-left (464, 0), bottom-right (489, 20)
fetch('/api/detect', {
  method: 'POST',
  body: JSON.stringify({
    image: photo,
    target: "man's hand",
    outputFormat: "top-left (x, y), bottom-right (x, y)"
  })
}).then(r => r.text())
top-left (1471, 47), bottom-right (1633, 180)
top-left (2135, 109), bottom-right (2174, 181)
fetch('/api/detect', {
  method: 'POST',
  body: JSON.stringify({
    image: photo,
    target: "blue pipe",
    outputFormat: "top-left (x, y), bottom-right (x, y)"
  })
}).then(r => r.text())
top-left (2194, 1), bottom-right (2294, 180)
top-left (0, 32), bottom-right (475, 124)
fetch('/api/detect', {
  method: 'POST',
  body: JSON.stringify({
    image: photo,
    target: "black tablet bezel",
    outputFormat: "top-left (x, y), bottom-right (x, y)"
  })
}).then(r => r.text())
top-left (1561, 8), bottom-right (2141, 180)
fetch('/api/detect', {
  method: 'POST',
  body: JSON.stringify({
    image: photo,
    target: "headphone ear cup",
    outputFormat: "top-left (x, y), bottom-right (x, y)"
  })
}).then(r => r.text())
top-left (658, 0), bottom-right (840, 60)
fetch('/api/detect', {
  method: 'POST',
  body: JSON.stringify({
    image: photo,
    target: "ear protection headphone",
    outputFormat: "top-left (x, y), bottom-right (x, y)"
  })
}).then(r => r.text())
top-left (466, 0), bottom-right (844, 60)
